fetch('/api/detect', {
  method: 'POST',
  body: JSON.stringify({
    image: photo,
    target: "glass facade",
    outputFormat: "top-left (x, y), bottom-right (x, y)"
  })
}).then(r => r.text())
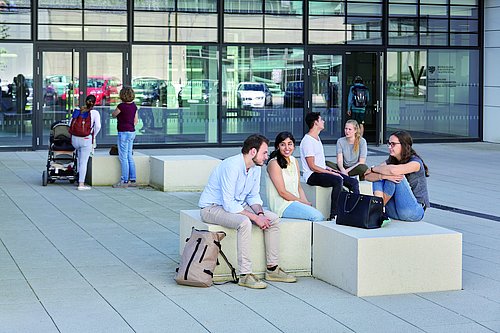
top-left (0, 0), bottom-right (482, 149)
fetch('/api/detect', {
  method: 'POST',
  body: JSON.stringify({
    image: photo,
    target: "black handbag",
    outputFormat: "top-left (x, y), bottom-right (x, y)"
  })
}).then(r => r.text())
top-left (336, 192), bottom-right (384, 229)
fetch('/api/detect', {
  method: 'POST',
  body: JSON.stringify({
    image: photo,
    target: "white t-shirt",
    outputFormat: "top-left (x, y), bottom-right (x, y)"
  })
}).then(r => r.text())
top-left (300, 134), bottom-right (326, 182)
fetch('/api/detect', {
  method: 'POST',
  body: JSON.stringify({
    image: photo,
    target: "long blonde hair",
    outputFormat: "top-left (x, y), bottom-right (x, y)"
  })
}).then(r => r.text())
top-left (346, 119), bottom-right (361, 153)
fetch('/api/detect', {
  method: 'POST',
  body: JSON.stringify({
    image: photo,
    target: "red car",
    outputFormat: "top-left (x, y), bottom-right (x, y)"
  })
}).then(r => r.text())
top-left (61, 76), bottom-right (122, 106)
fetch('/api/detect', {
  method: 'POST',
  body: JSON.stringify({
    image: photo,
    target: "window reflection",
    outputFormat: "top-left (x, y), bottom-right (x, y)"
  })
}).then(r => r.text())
top-left (131, 45), bottom-right (218, 144)
top-left (387, 49), bottom-right (479, 140)
top-left (0, 43), bottom-right (33, 146)
top-left (221, 47), bottom-right (304, 144)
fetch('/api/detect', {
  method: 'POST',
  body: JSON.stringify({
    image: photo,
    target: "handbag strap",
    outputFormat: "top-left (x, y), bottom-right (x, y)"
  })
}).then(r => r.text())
top-left (343, 193), bottom-right (362, 214)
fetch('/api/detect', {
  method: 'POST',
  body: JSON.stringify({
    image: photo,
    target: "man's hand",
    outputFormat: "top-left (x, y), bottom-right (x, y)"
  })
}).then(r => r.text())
top-left (254, 214), bottom-right (271, 230)
top-left (347, 109), bottom-right (352, 116)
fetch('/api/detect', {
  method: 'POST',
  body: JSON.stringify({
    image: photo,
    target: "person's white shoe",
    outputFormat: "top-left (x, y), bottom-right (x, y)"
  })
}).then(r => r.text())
top-left (77, 185), bottom-right (91, 191)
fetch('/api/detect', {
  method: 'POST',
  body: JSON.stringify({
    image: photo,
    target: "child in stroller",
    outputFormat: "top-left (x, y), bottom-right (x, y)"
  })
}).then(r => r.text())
top-left (42, 120), bottom-right (78, 186)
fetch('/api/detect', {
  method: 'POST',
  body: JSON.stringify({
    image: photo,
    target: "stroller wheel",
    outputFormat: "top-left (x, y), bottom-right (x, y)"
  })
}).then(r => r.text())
top-left (42, 170), bottom-right (48, 186)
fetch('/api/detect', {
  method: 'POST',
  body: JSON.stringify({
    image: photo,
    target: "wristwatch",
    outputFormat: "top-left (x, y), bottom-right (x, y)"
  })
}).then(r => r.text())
top-left (257, 212), bottom-right (264, 216)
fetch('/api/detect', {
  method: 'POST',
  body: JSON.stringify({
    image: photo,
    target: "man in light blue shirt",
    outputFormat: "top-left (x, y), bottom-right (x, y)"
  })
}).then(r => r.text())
top-left (199, 134), bottom-right (297, 289)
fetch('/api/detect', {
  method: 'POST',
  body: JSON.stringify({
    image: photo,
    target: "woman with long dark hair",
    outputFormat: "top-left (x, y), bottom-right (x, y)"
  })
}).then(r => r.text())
top-left (365, 131), bottom-right (429, 222)
top-left (266, 131), bottom-right (324, 222)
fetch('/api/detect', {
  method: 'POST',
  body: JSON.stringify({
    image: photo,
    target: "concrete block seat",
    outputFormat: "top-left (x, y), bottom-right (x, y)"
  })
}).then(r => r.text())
top-left (180, 209), bottom-right (312, 281)
top-left (87, 150), bottom-right (150, 186)
top-left (302, 180), bottom-right (373, 218)
top-left (312, 221), bottom-right (462, 296)
top-left (150, 155), bottom-right (221, 192)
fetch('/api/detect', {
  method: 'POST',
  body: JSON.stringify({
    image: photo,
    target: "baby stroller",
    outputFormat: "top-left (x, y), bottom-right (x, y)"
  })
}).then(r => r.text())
top-left (42, 120), bottom-right (78, 186)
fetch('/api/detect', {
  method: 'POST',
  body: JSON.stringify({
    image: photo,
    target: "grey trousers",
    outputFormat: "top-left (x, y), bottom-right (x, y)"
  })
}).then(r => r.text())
top-left (200, 205), bottom-right (280, 275)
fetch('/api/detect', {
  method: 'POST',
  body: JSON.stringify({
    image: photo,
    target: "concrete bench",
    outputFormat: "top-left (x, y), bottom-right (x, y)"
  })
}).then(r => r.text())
top-left (150, 155), bottom-right (221, 191)
top-left (87, 151), bottom-right (150, 186)
top-left (312, 221), bottom-right (462, 296)
top-left (302, 181), bottom-right (372, 218)
top-left (180, 209), bottom-right (312, 281)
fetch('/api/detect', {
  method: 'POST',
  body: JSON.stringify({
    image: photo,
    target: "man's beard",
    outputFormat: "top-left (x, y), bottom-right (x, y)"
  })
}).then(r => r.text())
top-left (252, 157), bottom-right (264, 166)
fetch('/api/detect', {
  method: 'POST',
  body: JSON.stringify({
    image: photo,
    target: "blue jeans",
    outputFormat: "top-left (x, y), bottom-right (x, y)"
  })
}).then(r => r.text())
top-left (117, 131), bottom-right (136, 183)
top-left (372, 178), bottom-right (424, 222)
top-left (282, 201), bottom-right (325, 222)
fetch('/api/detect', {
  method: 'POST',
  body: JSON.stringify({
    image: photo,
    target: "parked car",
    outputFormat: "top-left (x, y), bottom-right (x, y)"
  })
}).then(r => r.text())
top-left (236, 82), bottom-right (273, 109)
top-left (283, 81), bottom-right (304, 107)
top-left (45, 75), bottom-right (71, 98)
top-left (178, 79), bottom-right (218, 107)
top-left (86, 76), bottom-right (122, 105)
top-left (61, 76), bottom-right (122, 106)
top-left (132, 77), bottom-right (166, 107)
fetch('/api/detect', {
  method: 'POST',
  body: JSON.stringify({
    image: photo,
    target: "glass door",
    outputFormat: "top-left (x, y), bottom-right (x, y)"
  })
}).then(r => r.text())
top-left (310, 54), bottom-right (343, 141)
top-left (86, 52), bottom-right (124, 145)
top-left (345, 51), bottom-right (382, 144)
top-left (36, 48), bottom-right (125, 149)
top-left (40, 50), bottom-right (80, 146)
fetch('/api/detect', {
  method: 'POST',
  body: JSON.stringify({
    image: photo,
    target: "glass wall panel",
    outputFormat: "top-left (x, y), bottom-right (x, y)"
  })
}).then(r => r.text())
top-left (389, 18), bottom-right (418, 45)
top-left (178, 28), bottom-right (217, 42)
top-left (450, 33), bottom-right (477, 46)
top-left (134, 11), bottom-right (173, 27)
top-left (310, 0), bottom-right (381, 45)
top-left (387, 49), bottom-right (479, 140)
top-left (134, 27), bottom-right (170, 42)
top-left (131, 45), bottom-right (218, 144)
top-left (41, 51), bottom-right (79, 146)
top-left (0, 4), bottom-right (31, 40)
top-left (39, 0), bottom-right (81, 8)
top-left (266, 0), bottom-right (303, 15)
top-left (38, 25), bottom-right (83, 40)
top-left (178, 0), bottom-right (217, 12)
top-left (221, 47), bottom-right (304, 144)
top-left (134, 0), bottom-right (175, 11)
top-left (0, 43), bottom-right (33, 147)
top-left (38, 9), bottom-right (83, 25)
top-left (224, 0), bottom-right (303, 43)
top-left (134, 3), bottom-right (217, 42)
top-left (420, 5), bottom-right (448, 17)
top-left (451, 19), bottom-right (478, 33)
top-left (265, 30), bottom-right (302, 43)
top-left (224, 29), bottom-right (263, 43)
top-left (389, 4), bottom-right (417, 16)
top-left (346, 3), bottom-right (382, 16)
top-left (224, 0), bottom-right (263, 13)
top-left (450, 6), bottom-right (478, 18)
top-left (85, 0), bottom-right (126, 10)
top-left (84, 26), bottom-right (127, 41)
top-left (84, 11), bottom-right (127, 25)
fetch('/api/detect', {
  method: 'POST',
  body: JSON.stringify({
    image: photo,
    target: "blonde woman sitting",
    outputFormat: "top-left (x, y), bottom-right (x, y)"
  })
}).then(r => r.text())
top-left (266, 132), bottom-right (324, 222)
top-left (327, 119), bottom-right (368, 180)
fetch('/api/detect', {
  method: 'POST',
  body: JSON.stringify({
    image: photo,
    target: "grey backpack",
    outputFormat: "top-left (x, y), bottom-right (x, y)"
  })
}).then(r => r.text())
top-left (175, 228), bottom-right (237, 287)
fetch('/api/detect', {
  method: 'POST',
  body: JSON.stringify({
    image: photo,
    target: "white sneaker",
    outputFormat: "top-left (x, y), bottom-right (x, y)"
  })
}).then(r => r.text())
top-left (77, 185), bottom-right (91, 191)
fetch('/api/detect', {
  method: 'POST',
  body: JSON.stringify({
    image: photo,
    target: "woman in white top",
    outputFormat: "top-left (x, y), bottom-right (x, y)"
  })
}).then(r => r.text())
top-left (266, 132), bottom-right (324, 222)
top-left (70, 94), bottom-right (101, 191)
top-left (327, 119), bottom-right (368, 180)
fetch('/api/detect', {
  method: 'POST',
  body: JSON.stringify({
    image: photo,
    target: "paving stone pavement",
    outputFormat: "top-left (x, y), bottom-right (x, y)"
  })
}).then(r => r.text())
top-left (0, 142), bottom-right (499, 333)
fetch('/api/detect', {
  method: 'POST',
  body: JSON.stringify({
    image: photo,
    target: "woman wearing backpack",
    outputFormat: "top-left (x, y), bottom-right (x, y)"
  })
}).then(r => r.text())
top-left (112, 86), bottom-right (139, 188)
top-left (70, 94), bottom-right (101, 191)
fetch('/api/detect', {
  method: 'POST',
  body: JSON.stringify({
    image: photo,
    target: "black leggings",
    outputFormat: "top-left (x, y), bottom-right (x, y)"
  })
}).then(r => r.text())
top-left (307, 172), bottom-right (359, 218)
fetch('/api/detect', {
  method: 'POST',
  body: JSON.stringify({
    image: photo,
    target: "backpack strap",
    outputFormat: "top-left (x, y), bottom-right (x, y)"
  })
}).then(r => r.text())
top-left (213, 241), bottom-right (238, 285)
